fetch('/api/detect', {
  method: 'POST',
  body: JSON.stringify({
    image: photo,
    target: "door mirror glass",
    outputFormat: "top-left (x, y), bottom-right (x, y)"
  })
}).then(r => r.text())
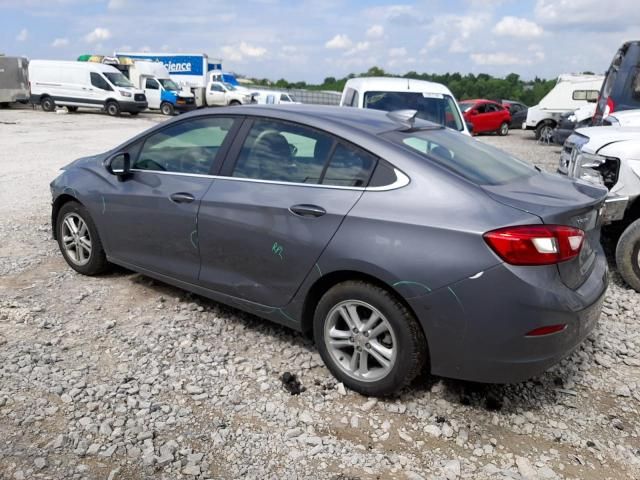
top-left (105, 152), bottom-right (131, 178)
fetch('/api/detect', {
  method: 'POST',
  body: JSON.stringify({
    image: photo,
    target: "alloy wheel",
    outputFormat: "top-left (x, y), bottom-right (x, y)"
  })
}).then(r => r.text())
top-left (61, 213), bottom-right (92, 266)
top-left (323, 300), bottom-right (397, 382)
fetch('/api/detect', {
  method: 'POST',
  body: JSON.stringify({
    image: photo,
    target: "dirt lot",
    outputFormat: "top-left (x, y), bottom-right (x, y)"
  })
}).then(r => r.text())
top-left (1, 107), bottom-right (639, 480)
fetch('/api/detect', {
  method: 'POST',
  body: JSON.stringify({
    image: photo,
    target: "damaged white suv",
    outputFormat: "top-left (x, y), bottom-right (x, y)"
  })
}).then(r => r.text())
top-left (560, 125), bottom-right (640, 291)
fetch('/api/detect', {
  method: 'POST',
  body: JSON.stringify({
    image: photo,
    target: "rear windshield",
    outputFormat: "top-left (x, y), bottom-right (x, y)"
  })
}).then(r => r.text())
top-left (383, 128), bottom-right (536, 185)
top-left (364, 91), bottom-right (464, 131)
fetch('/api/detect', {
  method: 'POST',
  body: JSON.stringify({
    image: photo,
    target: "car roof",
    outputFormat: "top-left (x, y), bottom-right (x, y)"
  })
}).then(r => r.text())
top-left (177, 104), bottom-right (441, 136)
top-left (344, 77), bottom-right (454, 95)
top-left (461, 99), bottom-right (497, 105)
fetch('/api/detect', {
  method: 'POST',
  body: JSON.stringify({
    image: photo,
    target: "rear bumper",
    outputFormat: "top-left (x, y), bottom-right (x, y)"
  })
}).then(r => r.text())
top-left (119, 101), bottom-right (148, 113)
top-left (407, 251), bottom-right (608, 383)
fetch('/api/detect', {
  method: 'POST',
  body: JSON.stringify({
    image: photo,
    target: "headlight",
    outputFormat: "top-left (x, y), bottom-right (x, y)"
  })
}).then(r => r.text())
top-left (577, 152), bottom-right (606, 169)
top-left (576, 151), bottom-right (607, 186)
top-left (120, 91), bottom-right (132, 97)
top-left (568, 114), bottom-right (577, 122)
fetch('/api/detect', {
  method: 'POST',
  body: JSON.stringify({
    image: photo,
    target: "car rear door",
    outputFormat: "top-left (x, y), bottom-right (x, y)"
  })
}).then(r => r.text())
top-left (101, 116), bottom-right (239, 282)
top-left (197, 117), bottom-right (376, 307)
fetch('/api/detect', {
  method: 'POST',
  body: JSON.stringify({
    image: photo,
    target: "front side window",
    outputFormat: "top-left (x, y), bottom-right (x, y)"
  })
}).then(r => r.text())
top-left (384, 127), bottom-right (535, 185)
top-left (104, 72), bottom-right (134, 88)
top-left (90, 72), bottom-right (112, 91)
top-left (280, 94), bottom-right (291, 102)
top-left (364, 91), bottom-right (464, 131)
top-left (159, 78), bottom-right (180, 91)
top-left (631, 68), bottom-right (640, 101)
top-left (134, 117), bottom-right (234, 174)
top-left (210, 83), bottom-right (224, 92)
top-left (145, 78), bottom-right (159, 90)
top-left (232, 119), bottom-right (334, 183)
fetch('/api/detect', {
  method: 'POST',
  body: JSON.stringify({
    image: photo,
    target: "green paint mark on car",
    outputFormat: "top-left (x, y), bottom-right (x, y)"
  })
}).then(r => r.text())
top-left (272, 242), bottom-right (284, 259)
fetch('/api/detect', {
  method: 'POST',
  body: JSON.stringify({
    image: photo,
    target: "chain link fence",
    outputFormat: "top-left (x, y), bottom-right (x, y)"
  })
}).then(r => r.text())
top-left (246, 85), bottom-right (342, 105)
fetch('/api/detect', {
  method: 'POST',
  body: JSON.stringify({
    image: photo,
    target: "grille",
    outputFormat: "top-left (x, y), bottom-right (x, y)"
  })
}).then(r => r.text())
top-left (134, 94), bottom-right (146, 102)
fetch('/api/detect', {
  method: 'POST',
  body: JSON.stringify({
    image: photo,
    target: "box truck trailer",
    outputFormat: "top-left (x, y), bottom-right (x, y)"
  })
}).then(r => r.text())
top-left (0, 55), bottom-right (29, 107)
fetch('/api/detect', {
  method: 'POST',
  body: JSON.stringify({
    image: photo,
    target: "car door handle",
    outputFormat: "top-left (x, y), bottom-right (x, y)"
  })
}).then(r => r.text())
top-left (169, 192), bottom-right (195, 204)
top-left (289, 204), bottom-right (326, 217)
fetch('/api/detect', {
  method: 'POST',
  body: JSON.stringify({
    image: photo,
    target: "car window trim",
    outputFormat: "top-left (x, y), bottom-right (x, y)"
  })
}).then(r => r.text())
top-left (130, 115), bottom-right (243, 175)
top-left (126, 167), bottom-right (410, 191)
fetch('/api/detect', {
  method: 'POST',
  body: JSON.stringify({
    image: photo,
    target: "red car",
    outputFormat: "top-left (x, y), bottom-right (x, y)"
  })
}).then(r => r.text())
top-left (459, 99), bottom-right (511, 135)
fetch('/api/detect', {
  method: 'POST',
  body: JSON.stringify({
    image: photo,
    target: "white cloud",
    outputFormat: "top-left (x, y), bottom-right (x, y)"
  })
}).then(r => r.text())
top-left (325, 34), bottom-right (352, 50)
top-left (366, 24), bottom-right (384, 39)
top-left (221, 42), bottom-right (267, 63)
top-left (446, 14), bottom-right (489, 53)
top-left (470, 51), bottom-right (544, 66)
top-left (534, 0), bottom-right (639, 29)
top-left (388, 47), bottom-right (407, 58)
top-left (107, 0), bottom-right (126, 9)
top-left (494, 16), bottom-right (543, 37)
top-left (85, 27), bottom-right (111, 43)
top-left (16, 28), bottom-right (28, 42)
top-left (345, 41), bottom-right (370, 56)
top-left (51, 38), bottom-right (69, 47)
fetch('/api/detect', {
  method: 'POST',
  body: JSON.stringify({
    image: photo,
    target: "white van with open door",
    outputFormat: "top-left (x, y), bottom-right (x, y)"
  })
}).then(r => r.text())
top-left (340, 77), bottom-right (470, 135)
top-left (29, 60), bottom-right (147, 116)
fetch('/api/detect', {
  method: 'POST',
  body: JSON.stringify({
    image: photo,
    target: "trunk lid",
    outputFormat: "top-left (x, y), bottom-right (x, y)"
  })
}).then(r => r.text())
top-left (482, 171), bottom-right (608, 289)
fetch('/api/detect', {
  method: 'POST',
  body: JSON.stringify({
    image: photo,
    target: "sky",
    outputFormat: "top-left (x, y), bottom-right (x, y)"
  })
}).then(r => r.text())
top-left (2, 0), bottom-right (640, 83)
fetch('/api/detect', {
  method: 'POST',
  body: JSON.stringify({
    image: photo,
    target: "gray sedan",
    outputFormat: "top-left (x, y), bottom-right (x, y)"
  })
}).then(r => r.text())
top-left (51, 105), bottom-right (608, 396)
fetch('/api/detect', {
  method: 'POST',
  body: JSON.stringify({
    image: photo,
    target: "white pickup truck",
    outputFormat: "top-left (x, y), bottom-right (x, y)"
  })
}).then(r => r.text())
top-left (560, 121), bottom-right (640, 291)
top-left (205, 81), bottom-right (253, 107)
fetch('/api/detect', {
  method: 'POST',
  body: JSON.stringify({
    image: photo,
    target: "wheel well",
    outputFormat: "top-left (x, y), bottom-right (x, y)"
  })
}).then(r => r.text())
top-left (229, 100), bottom-right (241, 105)
top-left (621, 196), bottom-right (640, 229)
top-left (536, 119), bottom-right (556, 129)
top-left (300, 270), bottom-right (423, 341)
top-left (51, 194), bottom-right (80, 240)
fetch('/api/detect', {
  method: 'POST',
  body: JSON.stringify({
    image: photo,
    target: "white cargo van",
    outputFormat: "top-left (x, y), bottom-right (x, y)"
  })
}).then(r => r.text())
top-left (340, 77), bottom-right (469, 135)
top-left (524, 74), bottom-right (604, 140)
top-left (29, 60), bottom-right (147, 116)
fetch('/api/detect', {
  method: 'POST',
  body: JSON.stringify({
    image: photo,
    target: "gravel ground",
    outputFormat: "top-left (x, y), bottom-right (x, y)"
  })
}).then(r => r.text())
top-left (1, 107), bottom-right (639, 480)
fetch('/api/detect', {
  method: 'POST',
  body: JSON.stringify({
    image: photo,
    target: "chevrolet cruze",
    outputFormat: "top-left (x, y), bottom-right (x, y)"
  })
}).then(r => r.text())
top-left (51, 105), bottom-right (608, 396)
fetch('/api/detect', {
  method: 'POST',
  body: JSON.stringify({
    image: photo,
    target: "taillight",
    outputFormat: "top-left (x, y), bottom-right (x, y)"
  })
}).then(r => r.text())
top-left (483, 225), bottom-right (584, 266)
top-left (605, 97), bottom-right (615, 116)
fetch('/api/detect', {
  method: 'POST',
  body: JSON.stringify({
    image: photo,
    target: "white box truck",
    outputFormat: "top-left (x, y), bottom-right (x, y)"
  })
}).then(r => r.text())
top-left (114, 52), bottom-right (254, 107)
top-left (0, 55), bottom-right (29, 107)
top-left (29, 60), bottom-right (147, 116)
top-left (523, 74), bottom-right (604, 140)
top-left (124, 60), bottom-right (195, 115)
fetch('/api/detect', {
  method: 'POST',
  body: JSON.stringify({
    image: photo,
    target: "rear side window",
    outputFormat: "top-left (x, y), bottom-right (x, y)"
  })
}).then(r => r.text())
top-left (232, 119), bottom-right (334, 183)
top-left (322, 143), bottom-right (376, 187)
top-left (134, 117), bottom-right (234, 174)
top-left (384, 128), bottom-right (535, 185)
top-left (572, 90), bottom-right (599, 101)
top-left (90, 72), bottom-right (112, 91)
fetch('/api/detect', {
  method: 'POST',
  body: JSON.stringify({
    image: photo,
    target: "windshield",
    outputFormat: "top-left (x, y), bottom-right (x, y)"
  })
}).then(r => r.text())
top-left (364, 91), bottom-right (464, 131)
top-left (458, 102), bottom-right (474, 112)
top-left (159, 78), bottom-right (180, 91)
top-left (383, 128), bottom-right (536, 185)
top-left (104, 72), bottom-right (134, 88)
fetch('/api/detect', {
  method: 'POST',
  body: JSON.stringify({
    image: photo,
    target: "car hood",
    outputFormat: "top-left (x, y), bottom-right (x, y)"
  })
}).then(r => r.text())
top-left (63, 153), bottom-right (105, 171)
top-left (575, 126), bottom-right (640, 152)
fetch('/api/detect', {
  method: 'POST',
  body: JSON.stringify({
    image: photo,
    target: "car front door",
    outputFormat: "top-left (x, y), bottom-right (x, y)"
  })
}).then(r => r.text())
top-left (207, 83), bottom-right (227, 106)
top-left (197, 117), bottom-right (376, 307)
top-left (470, 103), bottom-right (490, 132)
top-left (100, 116), bottom-right (238, 282)
top-left (145, 77), bottom-right (161, 109)
top-left (88, 72), bottom-right (113, 106)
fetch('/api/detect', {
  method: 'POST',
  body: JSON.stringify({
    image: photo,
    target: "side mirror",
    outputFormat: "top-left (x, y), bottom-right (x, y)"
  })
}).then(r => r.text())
top-left (469, 110), bottom-right (478, 116)
top-left (466, 121), bottom-right (474, 134)
top-left (105, 152), bottom-right (130, 180)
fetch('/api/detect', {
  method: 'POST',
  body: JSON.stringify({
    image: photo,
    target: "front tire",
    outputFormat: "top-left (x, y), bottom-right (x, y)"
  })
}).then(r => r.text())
top-left (229, 100), bottom-right (241, 106)
top-left (498, 122), bottom-right (509, 136)
top-left (313, 281), bottom-right (427, 396)
top-left (105, 101), bottom-right (120, 117)
top-left (616, 218), bottom-right (640, 292)
top-left (56, 201), bottom-right (109, 276)
top-left (160, 102), bottom-right (174, 116)
top-left (41, 96), bottom-right (56, 112)
top-left (67, 106), bottom-right (78, 112)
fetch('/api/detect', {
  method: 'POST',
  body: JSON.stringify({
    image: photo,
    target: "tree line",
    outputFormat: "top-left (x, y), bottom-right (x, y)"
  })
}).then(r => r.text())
top-left (249, 66), bottom-right (565, 106)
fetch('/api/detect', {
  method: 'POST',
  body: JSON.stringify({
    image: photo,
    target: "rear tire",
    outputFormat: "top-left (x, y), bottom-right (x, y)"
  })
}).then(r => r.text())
top-left (160, 102), bottom-right (174, 116)
top-left (56, 201), bottom-right (109, 276)
top-left (615, 218), bottom-right (640, 292)
top-left (41, 96), bottom-right (55, 112)
top-left (313, 281), bottom-right (427, 397)
top-left (535, 122), bottom-right (554, 142)
top-left (498, 122), bottom-right (509, 136)
top-left (105, 101), bottom-right (120, 117)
